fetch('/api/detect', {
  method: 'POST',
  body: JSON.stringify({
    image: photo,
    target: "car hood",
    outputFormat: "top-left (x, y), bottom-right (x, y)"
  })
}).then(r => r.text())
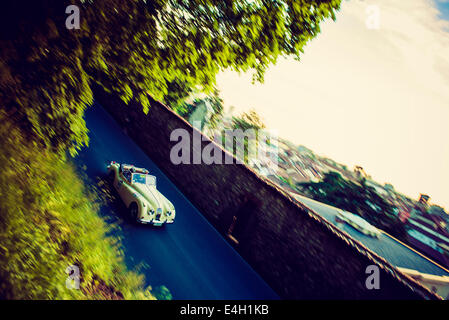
top-left (133, 183), bottom-right (174, 212)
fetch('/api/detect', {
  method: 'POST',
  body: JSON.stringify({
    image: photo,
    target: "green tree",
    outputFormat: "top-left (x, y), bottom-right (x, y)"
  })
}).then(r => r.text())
top-left (206, 89), bottom-right (225, 131)
top-left (175, 88), bottom-right (224, 130)
top-left (232, 109), bottom-right (266, 131)
top-left (298, 172), bottom-right (406, 240)
top-left (0, 0), bottom-right (341, 154)
top-left (229, 109), bottom-right (266, 164)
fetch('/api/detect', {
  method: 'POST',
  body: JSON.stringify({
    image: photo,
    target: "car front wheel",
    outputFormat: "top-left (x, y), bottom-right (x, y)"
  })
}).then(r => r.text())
top-left (129, 202), bottom-right (139, 223)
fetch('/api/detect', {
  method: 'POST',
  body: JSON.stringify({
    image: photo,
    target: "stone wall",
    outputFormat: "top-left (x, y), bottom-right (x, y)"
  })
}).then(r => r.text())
top-left (94, 87), bottom-right (439, 299)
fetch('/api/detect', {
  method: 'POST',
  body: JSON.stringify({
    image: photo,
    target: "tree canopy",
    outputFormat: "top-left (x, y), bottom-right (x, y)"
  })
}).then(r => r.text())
top-left (298, 172), bottom-right (407, 240)
top-left (0, 0), bottom-right (341, 154)
top-left (233, 109), bottom-right (266, 131)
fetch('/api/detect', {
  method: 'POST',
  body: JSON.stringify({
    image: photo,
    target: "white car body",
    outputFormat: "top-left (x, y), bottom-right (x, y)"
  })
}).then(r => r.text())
top-left (107, 161), bottom-right (175, 226)
top-left (336, 210), bottom-right (381, 238)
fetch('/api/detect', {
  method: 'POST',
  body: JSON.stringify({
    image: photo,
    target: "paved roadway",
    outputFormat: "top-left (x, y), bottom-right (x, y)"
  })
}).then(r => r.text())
top-left (73, 102), bottom-right (279, 299)
top-left (293, 194), bottom-right (449, 277)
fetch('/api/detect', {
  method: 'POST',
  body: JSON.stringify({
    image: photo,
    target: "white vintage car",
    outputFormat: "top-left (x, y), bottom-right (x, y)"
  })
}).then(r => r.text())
top-left (107, 161), bottom-right (175, 226)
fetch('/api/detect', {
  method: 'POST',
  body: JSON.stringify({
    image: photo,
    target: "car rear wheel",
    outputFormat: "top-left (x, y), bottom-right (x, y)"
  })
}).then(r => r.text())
top-left (129, 202), bottom-right (139, 222)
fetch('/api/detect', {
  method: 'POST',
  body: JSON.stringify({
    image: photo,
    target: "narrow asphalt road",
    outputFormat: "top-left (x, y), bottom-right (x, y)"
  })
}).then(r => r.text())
top-left (293, 194), bottom-right (449, 277)
top-left (73, 102), bottom-right (279, 300)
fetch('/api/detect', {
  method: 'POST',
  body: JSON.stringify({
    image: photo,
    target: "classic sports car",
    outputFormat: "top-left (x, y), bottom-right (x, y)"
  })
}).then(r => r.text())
top-left (107, 161), bottom-right (175, 226)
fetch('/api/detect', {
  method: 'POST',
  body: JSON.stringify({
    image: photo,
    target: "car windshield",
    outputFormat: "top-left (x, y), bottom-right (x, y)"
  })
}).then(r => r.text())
top-left (132, 173), bottom-right (156, 186)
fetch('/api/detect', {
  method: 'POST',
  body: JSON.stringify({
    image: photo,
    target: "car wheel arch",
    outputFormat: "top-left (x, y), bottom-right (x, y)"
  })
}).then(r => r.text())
top-left (129, 201), bottom-right (139, 221)
top-left (108, 170), bottom-right (116, 183)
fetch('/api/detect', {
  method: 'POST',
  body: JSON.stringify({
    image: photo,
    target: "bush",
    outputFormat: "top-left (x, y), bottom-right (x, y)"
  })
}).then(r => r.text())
top-left (0, 112), bottom-right (154, 299)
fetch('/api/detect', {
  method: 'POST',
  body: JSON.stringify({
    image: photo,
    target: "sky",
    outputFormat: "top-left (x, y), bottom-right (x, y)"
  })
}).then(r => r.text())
top-left (216, 0), bottom-right (449, 210)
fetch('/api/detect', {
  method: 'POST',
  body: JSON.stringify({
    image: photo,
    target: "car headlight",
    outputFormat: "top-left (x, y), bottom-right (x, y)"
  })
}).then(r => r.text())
top-left (166, 210), bottom-right (175, 218)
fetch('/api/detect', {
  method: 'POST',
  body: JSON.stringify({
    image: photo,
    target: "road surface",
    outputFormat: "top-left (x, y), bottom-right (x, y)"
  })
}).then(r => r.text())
top-left (293, 194), bottom-right (449, 277)
top-left (73, 102), bottom-right (279, 299)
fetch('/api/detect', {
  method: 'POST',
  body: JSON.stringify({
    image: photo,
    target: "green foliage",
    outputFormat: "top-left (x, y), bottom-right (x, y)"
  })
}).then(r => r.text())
top-left (0, 0), bottom-right (341, 153)
top-left (152, 285), bottom-right (173, 300)
top-left (205, 89), bottom-right (225, 130)
top-left (0, 112), bottom-right (154, 299)
top-left (298, 172), bottom-right (406, 239)
top-left (0, 0), bottom-right (342, 296)
top-left (175, 102), bottom-right (198, 119)
top-left (232, 109), bottom-right (266, 131)
top-left (278, 176), bottom-right (295, 189)
top-left (227, 109), bottom-right (265, 164)
top-left (175, 88), bottom-right (225, 130)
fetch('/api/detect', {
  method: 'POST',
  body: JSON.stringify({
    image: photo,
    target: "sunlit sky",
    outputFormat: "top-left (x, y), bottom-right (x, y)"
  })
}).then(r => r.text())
top-left (216, 0), bottom-right (449, 210)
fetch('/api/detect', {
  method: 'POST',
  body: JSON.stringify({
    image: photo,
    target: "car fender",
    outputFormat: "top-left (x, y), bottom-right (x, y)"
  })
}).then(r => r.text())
top-left (129, 193), bottom-right (154, 220)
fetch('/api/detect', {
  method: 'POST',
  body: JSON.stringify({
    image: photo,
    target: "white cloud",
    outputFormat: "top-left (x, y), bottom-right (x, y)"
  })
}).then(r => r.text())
top-left (217, 0), bottom-right (449, 209)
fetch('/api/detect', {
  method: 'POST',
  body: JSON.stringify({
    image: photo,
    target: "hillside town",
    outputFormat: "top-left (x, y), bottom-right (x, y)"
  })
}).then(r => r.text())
top-left (275, 140), bottom-right (449, 268)
top-left (183, 97), bottom-right (449, 269)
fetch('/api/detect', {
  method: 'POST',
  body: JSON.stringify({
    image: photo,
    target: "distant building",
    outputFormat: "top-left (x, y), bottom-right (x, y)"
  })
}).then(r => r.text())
top-left (407, 214), bottom-right (449, 268)
top-left (384, 183), bottom-right (395, 193)
top-left (398, 210), bottom-right (410, 223)
top-left (429, 205), bottom-right (448, 218)
top-left (297, 145), bottom-right (313, 155)
top-left (419, 194), bottom-right (430, 205)
top-left (354, 165), bottom-right (368, 179)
